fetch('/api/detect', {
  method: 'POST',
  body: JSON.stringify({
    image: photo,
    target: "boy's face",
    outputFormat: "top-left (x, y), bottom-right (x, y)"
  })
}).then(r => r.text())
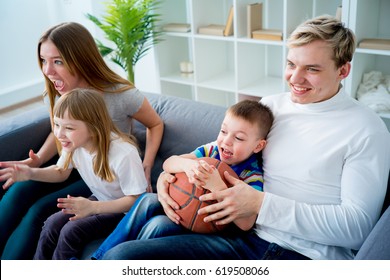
top-left (285, 40), bottom-right (350, 104)
top-left (217, 113), bottom-right (265, 166)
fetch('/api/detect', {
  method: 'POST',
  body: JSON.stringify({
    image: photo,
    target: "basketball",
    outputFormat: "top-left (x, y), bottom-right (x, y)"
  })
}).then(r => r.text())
top-left (168, 157), bottom-right (239, 234)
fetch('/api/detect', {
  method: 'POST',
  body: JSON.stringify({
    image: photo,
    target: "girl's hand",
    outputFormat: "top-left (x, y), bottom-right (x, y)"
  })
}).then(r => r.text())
top-left (0, 162), bottom-right (32, 190)
top-left (156, 172), bottom-right (181, 224)
top-left (57, 195), bottom-right (94, 221)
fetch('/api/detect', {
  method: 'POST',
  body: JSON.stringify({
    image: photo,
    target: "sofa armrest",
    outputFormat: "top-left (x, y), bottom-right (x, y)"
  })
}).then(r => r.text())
top-left (0, 106), bottom-right (50, 162)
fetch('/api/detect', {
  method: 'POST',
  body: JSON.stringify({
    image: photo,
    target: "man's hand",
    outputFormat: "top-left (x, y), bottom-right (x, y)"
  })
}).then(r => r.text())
top-left (156, 172), bottom-right (181, 224)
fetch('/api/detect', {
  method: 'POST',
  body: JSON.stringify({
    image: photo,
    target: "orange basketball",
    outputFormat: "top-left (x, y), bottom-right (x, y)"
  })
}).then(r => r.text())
top-left (168, 157), bottom-right (239, 234)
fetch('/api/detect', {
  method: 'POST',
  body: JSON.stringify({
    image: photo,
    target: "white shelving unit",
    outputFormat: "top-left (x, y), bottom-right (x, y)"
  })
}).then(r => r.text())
top-left (343, 0), bottom-right (390, 128)
top-left (154, 0), bottom-right (390, 127)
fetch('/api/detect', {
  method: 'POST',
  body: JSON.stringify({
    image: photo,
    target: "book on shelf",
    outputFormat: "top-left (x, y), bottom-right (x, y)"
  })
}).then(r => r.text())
top-left (252, 29), bottom-right (283, 41)
top-left (198, 24), bottom-right (225, 36)
top-left (358, 38), bottom-right (390, 51)
top-left (162, 23), bottom-right (191, 33)
top-left (223, 5), bottom-right (234, 36)
top-left (247, 3), bottom-right (262, 38)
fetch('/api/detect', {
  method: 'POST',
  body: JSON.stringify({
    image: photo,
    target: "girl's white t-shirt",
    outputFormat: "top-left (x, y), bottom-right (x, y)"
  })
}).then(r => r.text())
top-left (57, 137), bottom-right (147, 202)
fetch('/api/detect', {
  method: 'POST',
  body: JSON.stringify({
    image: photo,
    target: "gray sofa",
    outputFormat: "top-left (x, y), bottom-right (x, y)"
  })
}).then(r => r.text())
top-left (0, 92), bottom-right (389, 259)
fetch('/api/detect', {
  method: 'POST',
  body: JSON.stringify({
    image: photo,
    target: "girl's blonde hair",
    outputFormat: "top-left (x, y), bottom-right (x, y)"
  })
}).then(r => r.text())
top-left (54, 88), bottom-right (139, 182)
top-left (38, 22), bottom-right (134, 116)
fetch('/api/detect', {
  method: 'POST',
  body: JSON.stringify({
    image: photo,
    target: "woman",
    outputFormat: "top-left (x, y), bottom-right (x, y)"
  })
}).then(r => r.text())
top-left (0, 22), bottom-right (163, 259)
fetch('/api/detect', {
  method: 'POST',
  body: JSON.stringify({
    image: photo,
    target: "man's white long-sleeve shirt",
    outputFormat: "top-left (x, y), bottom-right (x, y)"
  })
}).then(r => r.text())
top-left (258, 89), bottom-right (390, 259)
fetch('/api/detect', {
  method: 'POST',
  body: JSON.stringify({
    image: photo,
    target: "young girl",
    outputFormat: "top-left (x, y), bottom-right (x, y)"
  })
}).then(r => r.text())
top-left (0, 88), bottom-right (147, 260)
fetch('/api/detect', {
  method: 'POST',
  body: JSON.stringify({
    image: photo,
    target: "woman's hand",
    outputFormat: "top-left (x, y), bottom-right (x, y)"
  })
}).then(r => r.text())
top-left (0, 162), bottom-right (32, 190)
top-left (156, 172), bottom-right (181, 224)
top-left (198, 171), bottom-right (264, 225)
top-left (143, 163), bottom-right (153, 192)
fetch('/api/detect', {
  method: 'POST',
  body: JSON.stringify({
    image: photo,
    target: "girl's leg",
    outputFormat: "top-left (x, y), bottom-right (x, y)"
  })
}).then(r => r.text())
top-left (1, 173), bottom-right (91, 260)
top-left (52, 211), bottom-right (124, 260)
top-left (33, 210), bottom-right (72, 260)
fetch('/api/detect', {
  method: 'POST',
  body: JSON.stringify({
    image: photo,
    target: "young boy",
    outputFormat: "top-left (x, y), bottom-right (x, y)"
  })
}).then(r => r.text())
top-left (91, 99), bottom-right (273, 259)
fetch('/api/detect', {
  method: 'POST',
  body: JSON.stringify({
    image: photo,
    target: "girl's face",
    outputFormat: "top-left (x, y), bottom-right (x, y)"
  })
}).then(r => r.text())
top-left (40, 39), bottom-right (89, 95)
top-left (216, 113), bottom-right (265, 166)
top-left (285, 40), bottom-right (350, 104)
top-left (53, 110), bottom-right (94, 153)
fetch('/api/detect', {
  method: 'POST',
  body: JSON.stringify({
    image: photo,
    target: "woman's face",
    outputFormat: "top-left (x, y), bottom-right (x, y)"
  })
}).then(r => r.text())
top-left (40, 39), bottom-right (89, 95)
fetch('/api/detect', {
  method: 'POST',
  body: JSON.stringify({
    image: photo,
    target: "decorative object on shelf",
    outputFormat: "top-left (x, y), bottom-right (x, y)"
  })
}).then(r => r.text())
top-left (180, 61), bottom-right (194, 77)
top-left (357, 71), bottom-right (390, 114)
top-left (252, 29), bottom-right (283, 41)
top-left (198, 6), bottom-right (234, 37)
top-left (358, 39), bottom-right (390, 51)
top-left (162, 23), bottom-right (191, 33)
top-left (247, 2), bottom-right (262, 38)
top-left (86, 0), bottom-right (162, 84)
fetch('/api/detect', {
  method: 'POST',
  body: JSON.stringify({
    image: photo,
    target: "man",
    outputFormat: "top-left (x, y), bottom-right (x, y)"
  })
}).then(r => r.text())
top-left (103, 15), bottom-right (390, 260)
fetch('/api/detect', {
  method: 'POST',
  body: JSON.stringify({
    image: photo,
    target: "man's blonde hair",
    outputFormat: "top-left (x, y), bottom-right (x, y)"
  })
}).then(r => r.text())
top-left (288, 15), bottom-right (356, 68)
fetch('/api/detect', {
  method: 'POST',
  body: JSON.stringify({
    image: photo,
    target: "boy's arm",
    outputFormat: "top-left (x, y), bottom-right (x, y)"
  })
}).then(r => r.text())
top-left (162, 153), bottom-right (197, 174)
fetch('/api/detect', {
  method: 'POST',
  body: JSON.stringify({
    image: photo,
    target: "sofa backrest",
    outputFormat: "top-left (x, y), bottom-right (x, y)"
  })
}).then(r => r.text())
top-left (133, 92), bottom-right (226, 189)
top-left (0, 106), bottom-right (50, 162)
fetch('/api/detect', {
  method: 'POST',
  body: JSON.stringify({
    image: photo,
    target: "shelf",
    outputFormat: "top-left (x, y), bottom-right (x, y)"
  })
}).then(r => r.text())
top-left (154, 0), bottom-right (390, 121)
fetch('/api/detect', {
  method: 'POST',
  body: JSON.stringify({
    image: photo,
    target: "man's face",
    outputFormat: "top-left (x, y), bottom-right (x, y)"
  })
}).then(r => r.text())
top-left (285, 40), bottom-right (350, 104)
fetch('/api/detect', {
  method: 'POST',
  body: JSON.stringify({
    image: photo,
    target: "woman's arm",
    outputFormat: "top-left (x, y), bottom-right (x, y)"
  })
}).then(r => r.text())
top-left (132, 98), bottom-right (164, 185)
top-left (0, 163), bottom-right (71, 189)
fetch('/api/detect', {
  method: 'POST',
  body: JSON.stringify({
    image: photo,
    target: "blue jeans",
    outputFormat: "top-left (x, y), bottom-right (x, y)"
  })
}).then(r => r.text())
top-left (103, 229), bottom-right (310, 260)
top-left (91, 193), bottom-right (184, 260)
top-left (99, 194), bottom-right (310, 260)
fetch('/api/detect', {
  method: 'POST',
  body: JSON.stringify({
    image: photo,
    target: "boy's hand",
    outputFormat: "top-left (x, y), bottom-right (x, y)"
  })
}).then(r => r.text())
top-left (195, 160), bottom-right (226, 192)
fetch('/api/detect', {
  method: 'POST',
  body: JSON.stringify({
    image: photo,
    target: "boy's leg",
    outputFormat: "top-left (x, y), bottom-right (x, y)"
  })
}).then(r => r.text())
top-left (91, 193), bottom-right (164, 260)
top-left (138, 215), bottom-right (186, 239)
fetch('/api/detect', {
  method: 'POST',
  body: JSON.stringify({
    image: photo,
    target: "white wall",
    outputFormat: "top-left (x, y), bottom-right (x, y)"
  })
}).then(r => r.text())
top-left (0, 0), bottom-right (159, 110)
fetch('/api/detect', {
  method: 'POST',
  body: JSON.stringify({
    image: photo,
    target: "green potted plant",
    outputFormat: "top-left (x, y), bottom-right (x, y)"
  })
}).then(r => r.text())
top-left (86, 0), bottom-right (162, 84)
